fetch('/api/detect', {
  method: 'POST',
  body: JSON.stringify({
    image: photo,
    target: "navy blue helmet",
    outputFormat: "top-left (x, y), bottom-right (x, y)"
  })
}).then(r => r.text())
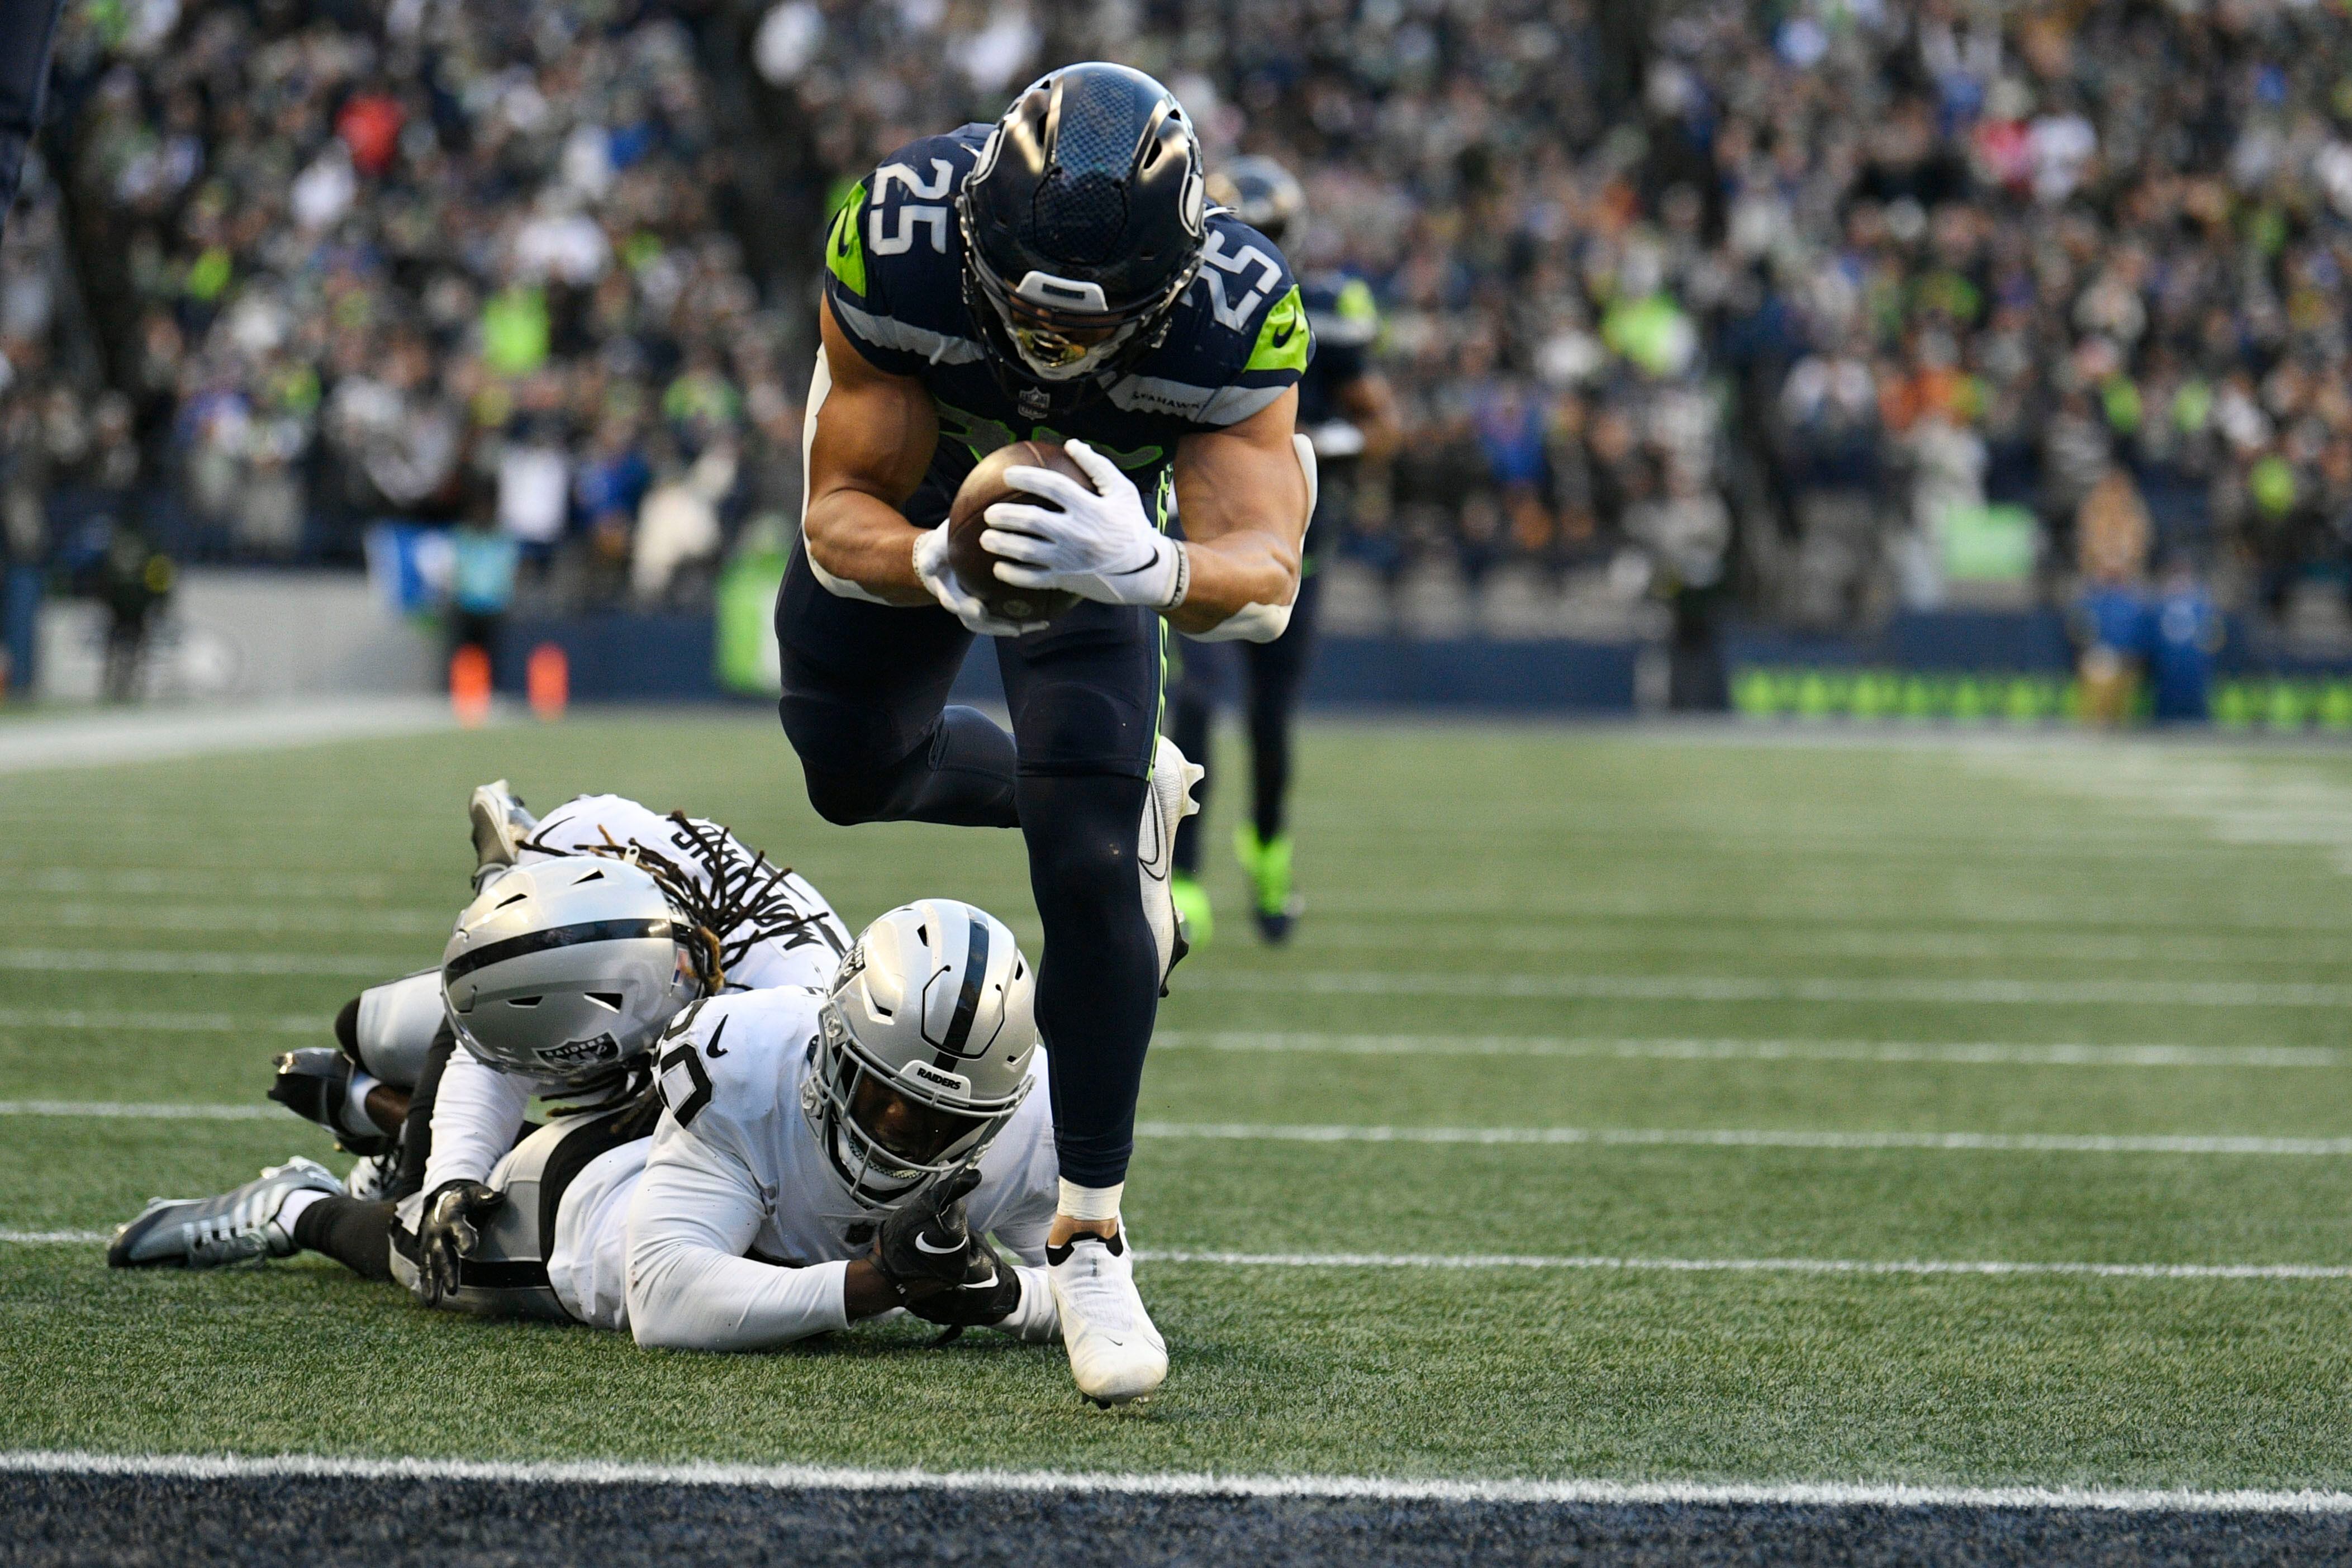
top-left (957, 63), bottom-right (1208, 385)
top-left (1206, 156), bottom-right (1305, 248)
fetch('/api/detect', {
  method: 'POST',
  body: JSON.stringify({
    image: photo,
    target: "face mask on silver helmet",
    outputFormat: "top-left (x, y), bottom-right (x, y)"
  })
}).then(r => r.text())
top-left (802, 899), bottom-right (1038, 1209)
top-left (441, 855), bottom-right (709, 1091)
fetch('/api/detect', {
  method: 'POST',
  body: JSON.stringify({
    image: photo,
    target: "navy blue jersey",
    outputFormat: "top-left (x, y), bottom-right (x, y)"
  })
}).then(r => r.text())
top-left (1296, 272), bottom-right (1378, 429)
top-left (823, 127), bottom-right (1310, 528)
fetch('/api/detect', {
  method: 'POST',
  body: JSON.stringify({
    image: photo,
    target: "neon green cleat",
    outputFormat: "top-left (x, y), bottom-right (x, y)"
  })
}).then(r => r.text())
top-left (1170, 873), bottom-right (1214, 948)
top-left (1233, 825), bottom-right (1303, 944)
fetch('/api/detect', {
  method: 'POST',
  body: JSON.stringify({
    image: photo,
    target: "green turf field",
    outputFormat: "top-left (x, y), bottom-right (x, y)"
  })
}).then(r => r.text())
top-left (6, 714), bottom-right (2352, 1488)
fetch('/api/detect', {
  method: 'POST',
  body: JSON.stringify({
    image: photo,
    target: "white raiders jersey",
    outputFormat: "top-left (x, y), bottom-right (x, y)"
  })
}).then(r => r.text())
top-left (623, 986), bottom-right (1059, 1350)
top-left (417, 793), bottom-right (852, 1200)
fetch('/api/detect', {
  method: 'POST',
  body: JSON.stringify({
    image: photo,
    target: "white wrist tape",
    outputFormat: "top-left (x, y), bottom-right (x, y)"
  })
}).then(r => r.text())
top-left (344, 1070), bottom-right (383, 1135)
top-left (1057, 1179), bottom-right (1124, 1223)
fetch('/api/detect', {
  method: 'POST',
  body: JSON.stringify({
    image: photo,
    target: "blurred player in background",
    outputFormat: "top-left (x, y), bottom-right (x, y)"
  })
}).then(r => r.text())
top-left (1168, 158), bottom-right (1399, 945)
top-left (787, 63), bottom-right (1315, 1403)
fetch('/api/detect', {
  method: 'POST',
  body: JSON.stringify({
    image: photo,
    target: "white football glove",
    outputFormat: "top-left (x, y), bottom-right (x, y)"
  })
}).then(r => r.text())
top-left (911, 520), bottom-right (1048, 638)
top-left (981, 439), bottom-right (1185, 609)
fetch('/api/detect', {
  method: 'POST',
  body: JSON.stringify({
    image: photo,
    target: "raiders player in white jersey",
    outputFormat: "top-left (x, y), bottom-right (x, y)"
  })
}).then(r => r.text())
top-left (112, 892), bottom-right (1063, 1351)
top-left (262, 783), bottom-right (848, 1209)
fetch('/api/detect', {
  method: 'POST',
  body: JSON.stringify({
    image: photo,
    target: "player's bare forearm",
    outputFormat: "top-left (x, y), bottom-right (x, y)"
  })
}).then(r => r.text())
top-left (1168, 389), bottom-right (1309, 636)
top-left (802, 298), bottom-right (940, 606)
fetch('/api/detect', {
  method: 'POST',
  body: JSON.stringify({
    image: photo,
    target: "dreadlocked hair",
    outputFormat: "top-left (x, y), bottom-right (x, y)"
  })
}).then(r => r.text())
top-left (519, 811), bottom-right (837, 995)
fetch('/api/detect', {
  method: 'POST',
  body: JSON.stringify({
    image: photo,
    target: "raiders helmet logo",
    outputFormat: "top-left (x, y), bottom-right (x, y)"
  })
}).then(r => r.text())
top-left (539, 1033), bottom-right (622, 1066)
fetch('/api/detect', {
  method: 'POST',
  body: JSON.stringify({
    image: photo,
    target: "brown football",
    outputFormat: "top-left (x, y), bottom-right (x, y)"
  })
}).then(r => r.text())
top-left (946, 440), bottom-right (1087, 625)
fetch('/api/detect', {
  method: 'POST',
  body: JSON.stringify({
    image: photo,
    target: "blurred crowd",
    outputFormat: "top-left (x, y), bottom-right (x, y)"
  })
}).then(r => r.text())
top-left (8, 0), bottom-right (2352, 645)
top-left (2, 0), bottom-right (806, 614)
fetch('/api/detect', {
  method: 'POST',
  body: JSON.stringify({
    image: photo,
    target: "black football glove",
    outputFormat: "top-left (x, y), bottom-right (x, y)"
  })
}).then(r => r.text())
top-left (268, 1048), bottom-right (394, 1156)
top-left (904, 1242), bottom-right (1022, 1329)
top-left (867, 1167), bottom-right (984, 1301)
top-left (414, 1180), bottom-right (504, 1306)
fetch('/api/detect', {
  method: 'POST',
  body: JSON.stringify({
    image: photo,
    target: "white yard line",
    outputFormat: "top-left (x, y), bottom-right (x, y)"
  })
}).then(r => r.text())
top-left (10, 1229), bottom-right (2350, 1286)
top-left (37, 905), bottom-right (450, 937)
top-left (1189, 972), bottom-right (2352, 1007)
top-left (0, 1101), bottom-right (275, 1120)
top-left (0, 1009), bottom-right (316, 1034)
top-left (0, 949), bottom-right (395, 977)
top-left (0, 1448), bottom-right (2345, 1513)
top-left (1132, 1122), bottom-right (2352, 1156)
top-left (1150, 1032), bottom-right (2339, 1068)
top-left (0, 699), bottom-right (459, 775)
top-left (4, 1098), bottom-right (2343, 1155)
top-left (1135, 1249), bottom-right (2352, 1282)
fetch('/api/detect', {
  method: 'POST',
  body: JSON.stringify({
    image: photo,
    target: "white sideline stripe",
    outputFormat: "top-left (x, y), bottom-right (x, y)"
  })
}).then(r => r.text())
top-left (1132, 1122), bottom-right (2352, 1156)
top-left (0, 1009), bottom-right (316, 1035)
top-left (1, 1450), bottom-right (2347, 1514)
top-left (6, 1229), bottom-right (2346, 1284)
top-left (1190, 972), bottom-right (2352, 1008)
top-left (0, 949), bottom-right (392, 977)
top-left (1135, 1249), bottom-right (2352, 1282)
top-left (1151, 1032), bottom-right (2340, 1068)
top-left (3, 1100), bottom-right (2343, 1154)
top-left (0, 697), bottom-right (460, 775)
top-left (0, 1101), bottom-right (274, 1120)
top-left (19, 951), bottom-right (2352, 1002)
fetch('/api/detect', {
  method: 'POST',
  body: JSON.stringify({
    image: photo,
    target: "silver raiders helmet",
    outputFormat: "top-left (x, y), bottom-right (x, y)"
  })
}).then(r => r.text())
top-left (441, 855), bottom-right (709, 1090)
top-left (805, 898), bottom-right (1038, 1208)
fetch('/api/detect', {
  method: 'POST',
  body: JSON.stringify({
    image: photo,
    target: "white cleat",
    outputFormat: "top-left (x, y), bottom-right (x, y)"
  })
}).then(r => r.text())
top-left (468, 780), bottom-right (540, 878)
top-left (107, 1157), bottom-right (344, 1269)
top-left (1139, 737), bottom-right (1204, 992)
top-left (1047, 1227), bottom-right (1167, 1407)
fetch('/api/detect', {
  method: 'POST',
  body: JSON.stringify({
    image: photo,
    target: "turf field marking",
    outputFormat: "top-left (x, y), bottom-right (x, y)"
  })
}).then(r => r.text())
top-left (1151, 1032), bottom-right (2340, 1068)
top-left (1286, 924), bottom-right (2352, 967)
top-left (0, 698), bottom-right (458, 775)
top-left (0, 1100), bottom-right (275, 1120)
top-left (20, 948), bottom-right (2352, 1002)
top-left (0, 868), bottom-right (417, 898)
top-left (0, 948), bottom-right (397, 977)
top-left (1192, 971), bottom-right (2352, 1008)
top-left (1135, 1249), bottom-right (2352, 1281)
top-left (1132, 1121), bottom-right (2352, 1156)
top-left (0, 1008), bottom-right (316, 1034)
top-left (38, 904), bottom-right (450, 937)
top-left (6, 1099), bottom-right (2345, 1152)
top-left (0, 1229), bottom-right (108, 1243)
top-left (2, 1450), bottom-right (2349, 1512)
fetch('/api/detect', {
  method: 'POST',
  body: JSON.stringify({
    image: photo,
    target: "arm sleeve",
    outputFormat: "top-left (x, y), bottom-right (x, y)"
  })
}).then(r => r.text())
top-left (624, 1119), bottom-right (852, 1351)
top-left (416, 1046), bottom-right (533, 1191)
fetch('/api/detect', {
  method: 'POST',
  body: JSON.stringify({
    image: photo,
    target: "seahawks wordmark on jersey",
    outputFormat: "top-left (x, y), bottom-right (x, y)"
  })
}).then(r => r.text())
top-left (824, 126), bottom-right (1311, 528)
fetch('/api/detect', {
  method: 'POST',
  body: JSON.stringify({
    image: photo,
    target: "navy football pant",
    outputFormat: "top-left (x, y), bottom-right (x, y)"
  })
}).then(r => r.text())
top-left (775, 549), bottom-right (1162, 1189)
top-left (1167, 567), bottom-right (1322, 875)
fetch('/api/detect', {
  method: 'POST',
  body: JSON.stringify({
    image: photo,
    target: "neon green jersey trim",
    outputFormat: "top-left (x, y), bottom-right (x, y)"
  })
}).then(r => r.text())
top-left (1246, 285), bottom-right (1309, 375)
top-left (825, 183), bottom-right (868, 298)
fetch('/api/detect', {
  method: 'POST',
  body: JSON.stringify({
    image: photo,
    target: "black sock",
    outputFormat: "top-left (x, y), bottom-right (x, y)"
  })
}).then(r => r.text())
top-left (292, 1196), bottom-right (396, 1282)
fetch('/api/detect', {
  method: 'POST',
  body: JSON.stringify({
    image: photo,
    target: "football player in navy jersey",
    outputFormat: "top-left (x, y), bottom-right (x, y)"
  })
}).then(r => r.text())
top-left (1168, 157), bottom-right (1400, 946)
top-left (782, 62), bottom-right (1317, 1404)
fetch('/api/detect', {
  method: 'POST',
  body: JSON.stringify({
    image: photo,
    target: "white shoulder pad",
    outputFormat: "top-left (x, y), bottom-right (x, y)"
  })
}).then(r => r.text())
top-left (1180, 433), bottom-right (1313, 644)
top-left (651, 987), bottom-right (826, 1178)
top-left (800, 347), bottom-right (895, 606)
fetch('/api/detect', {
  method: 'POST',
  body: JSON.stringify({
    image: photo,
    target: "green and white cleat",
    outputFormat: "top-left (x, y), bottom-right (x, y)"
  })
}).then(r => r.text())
top-left (107, 1157), bottom-right (343, 1270)
top-left (1234, 825), bottom-right (1304, 945)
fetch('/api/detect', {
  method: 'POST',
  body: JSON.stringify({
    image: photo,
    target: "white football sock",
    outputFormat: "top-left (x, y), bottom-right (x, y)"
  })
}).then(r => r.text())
top-left (277, 1187), bottom-right (329, 1236)
top-left (1057, 1179), bottom-right (1123, 1224)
